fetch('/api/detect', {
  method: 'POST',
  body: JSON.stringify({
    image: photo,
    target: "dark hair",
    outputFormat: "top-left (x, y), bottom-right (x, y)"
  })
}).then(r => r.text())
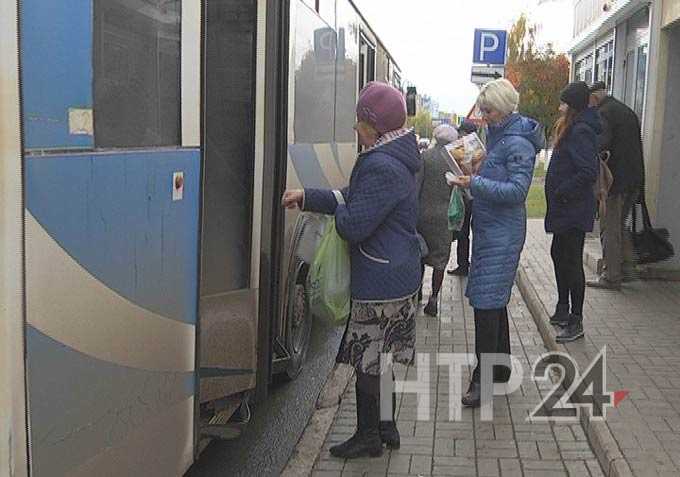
top-left (552, 107), bottom-right (577, 148)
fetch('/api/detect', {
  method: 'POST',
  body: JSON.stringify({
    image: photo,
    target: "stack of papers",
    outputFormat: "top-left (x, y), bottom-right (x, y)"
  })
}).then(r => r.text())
top-left (444, 132), bottom-right (486, 175)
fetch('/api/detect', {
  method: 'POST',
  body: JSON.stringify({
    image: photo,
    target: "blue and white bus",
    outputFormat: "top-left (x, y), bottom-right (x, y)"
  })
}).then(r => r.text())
top-left (1, 1), bottom-right (412, 476)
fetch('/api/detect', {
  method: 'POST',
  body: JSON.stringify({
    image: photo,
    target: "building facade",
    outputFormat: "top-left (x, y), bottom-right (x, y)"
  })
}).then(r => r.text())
top-left (645, 0), bottom-right (680, 272)
top-left (570, 0), bottom-right (680, 272)
top-left (571, 0), bottom-right (651, 119)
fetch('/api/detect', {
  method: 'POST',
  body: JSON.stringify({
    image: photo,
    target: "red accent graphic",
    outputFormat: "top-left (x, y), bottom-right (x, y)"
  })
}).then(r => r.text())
top-left (613, 390), bottom-right (630, 407)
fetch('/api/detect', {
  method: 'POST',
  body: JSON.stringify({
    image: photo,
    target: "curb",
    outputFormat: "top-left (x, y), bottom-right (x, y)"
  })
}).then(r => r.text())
top-left (516, 266), bottom-right (634, 477)
top-left (280, 364), bottom-right (354, 477)
top-left (584, 248), bottom-right (680, 282)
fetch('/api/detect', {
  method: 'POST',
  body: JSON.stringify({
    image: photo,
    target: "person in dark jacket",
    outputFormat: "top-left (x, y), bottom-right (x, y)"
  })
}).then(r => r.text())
top-left (448, 79), bottom-right (545, 407)
top-left (545, 82), bottom-right (600, 342)
top-left (587, 81), bottom-right (645, 290)
top-left (282, 82), bottom-right (420, 459)
top-left (447, 120), bottom-right (478, 277)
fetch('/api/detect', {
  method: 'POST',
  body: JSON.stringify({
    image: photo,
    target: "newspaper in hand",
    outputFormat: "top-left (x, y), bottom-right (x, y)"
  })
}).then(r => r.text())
top-left (444, 132), bottom-right (486, 172)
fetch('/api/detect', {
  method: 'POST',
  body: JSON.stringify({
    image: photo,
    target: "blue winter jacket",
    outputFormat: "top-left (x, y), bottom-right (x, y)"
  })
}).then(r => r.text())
top-left (303, 130), bottom-right (422, 301)
top-left (544, 107), bottom-right (601, 234)
top-left (466, 113), bottom-right (545, 310)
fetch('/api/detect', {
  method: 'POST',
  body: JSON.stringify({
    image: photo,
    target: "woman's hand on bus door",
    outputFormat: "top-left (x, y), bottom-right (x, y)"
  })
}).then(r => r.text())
top-left (282, 189), bottom-right (304, 209)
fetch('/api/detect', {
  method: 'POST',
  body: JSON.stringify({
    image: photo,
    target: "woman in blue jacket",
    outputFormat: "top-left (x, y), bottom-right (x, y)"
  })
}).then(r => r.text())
top-left (545, 81), bottom-right (600, 342)
top-left (449, 79), bottom-right (545, 407)
top-left (282, 82), bottom-right (421, 459)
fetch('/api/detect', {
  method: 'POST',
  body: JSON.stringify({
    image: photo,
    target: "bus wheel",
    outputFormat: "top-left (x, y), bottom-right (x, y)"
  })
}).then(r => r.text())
top-left (284, 262), bottom-right (312, 380)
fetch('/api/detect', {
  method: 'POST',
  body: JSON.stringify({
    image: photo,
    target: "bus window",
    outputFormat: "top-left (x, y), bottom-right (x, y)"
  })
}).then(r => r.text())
top-left (201, 0), bottom-right (257, 295)
top-left (93, 0), bottom-right (181, 148)
top-left (359, 34), bottom-right (375, 91)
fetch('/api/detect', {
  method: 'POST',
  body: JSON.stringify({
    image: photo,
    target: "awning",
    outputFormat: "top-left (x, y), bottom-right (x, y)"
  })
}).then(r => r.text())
top-left (569, 0), bottom-right (650, 55)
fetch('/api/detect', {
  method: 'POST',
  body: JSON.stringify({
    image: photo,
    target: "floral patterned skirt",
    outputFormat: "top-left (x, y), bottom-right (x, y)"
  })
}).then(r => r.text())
top-left (336, 294), bottom-right (417, 375)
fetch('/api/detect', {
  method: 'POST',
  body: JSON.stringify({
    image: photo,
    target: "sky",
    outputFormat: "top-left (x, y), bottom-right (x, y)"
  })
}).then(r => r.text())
top-left (352, 0), bottom-right (574, 116)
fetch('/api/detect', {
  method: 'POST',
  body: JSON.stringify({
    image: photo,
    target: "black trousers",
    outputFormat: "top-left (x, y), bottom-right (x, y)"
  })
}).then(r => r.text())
top-left (550, 230), bottom-right (586, 316)
top-left (455, 200), bottom-right (472, 268)
top-left (471, 307), bottom-right (511, 384)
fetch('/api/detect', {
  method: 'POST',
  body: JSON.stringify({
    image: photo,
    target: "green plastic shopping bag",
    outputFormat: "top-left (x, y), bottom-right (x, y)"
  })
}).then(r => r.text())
top-left (448, 187), bottom-right (466, 231)
top-left (307, 218), bottom-right (351, 326)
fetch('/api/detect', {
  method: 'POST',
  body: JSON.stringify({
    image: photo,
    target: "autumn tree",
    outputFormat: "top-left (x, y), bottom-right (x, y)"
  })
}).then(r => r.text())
top-left (407, 110), bottom-right (433, 139)
top-left (506, 14), bottom-right (570, 139)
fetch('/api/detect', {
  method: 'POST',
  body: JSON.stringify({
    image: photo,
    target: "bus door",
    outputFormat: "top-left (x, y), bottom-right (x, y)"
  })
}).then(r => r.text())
top-left (198, 0), bottom-right (259, 421)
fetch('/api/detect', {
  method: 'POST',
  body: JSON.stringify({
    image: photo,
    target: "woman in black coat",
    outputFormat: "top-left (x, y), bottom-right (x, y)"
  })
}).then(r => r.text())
top-left (544, 81), bottom-right (601, 343)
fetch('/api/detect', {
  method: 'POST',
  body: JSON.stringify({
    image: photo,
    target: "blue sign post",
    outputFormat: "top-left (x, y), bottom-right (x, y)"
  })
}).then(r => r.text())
top-left (473, 29), bottom-right (507, 65)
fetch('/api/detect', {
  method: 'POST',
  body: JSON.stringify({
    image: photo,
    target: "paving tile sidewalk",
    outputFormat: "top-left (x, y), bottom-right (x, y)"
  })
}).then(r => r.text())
top-left (519, 219), bottom-right (680, 477)
top-left (311, 266), bottom-right (601, 477)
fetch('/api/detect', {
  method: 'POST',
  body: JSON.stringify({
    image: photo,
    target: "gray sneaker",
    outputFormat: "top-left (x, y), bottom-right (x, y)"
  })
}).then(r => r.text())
top-left (556, 314), bottom-right (584, 343)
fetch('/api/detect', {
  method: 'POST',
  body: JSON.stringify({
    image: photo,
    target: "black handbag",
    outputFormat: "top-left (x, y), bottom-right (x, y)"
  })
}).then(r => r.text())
top-left (631, 191), bottom-right (674, 264)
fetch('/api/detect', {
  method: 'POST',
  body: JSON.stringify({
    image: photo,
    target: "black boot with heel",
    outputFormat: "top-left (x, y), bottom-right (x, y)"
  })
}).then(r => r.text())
top-left (330, 382), bottom-right (383, 459)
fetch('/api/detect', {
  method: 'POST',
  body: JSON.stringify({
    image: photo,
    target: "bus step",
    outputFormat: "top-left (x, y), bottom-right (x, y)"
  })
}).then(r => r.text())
top-left (202, 400), bottom-right (251, 440)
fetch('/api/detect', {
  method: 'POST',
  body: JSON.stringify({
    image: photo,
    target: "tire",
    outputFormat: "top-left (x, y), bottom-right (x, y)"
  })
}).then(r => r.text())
top-left (283, 260), bottom-right (313, 380)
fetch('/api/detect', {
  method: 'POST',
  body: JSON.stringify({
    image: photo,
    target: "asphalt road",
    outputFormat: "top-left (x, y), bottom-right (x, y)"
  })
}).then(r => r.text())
top-left (186, 319), bottom-right (343, 477)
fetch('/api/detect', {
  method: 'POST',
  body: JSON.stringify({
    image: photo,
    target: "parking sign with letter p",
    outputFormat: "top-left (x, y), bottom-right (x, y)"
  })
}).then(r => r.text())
top-left (473, 29), bottom-right (507, 65)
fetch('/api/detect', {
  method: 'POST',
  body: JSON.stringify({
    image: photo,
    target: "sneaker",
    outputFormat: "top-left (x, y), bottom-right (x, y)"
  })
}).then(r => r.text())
top-left (556, 314), bottom-right (584, 342)
top-left (549, 303), bottom-right (570, 326)
top-left (586, 276), bottom-right (621, 290)
top-left (447, 265), bottom-right (469, 276)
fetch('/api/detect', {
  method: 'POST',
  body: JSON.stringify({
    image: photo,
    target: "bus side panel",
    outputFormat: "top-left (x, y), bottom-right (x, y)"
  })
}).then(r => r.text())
top-left (24, 150), bottom-right (199, 477)
top-left (20, 0), bottom-right (94, 150)
top-left (376, 45), bottom-right (390, 85)
top-left (334, 0), bottom-right (361, 176)
top-left (0, 0), bottom-right (28, 474)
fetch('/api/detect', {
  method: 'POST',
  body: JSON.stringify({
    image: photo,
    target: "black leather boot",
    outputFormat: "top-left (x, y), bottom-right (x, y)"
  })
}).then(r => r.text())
top-left (461, 381), bottom-right (481, 408)
top-left (379, 392), bottom-right (400, 449)
top-left (556, 314), bottom-right (584, 342)
top-left (330, 385), bottom-right (383, 459)
top-left (549, 303), bottom-right (570, 326)
top-left (423, 297), bottom-right (438, 317)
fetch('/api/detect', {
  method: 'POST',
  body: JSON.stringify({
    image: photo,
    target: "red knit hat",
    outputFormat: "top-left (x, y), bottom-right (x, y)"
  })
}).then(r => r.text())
top-left (356, 82), bottom-right (407, 134)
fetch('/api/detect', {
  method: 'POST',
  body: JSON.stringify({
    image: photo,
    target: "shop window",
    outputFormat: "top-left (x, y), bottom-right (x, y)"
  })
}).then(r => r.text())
top-left (93, 0), bottom-right (181, 148)
top-left (574, 54), bottom-right (593, 84)
top-left (634, 44), bottom-right (648, 119)
top-left (594, 40), bottom-right (614, 91)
